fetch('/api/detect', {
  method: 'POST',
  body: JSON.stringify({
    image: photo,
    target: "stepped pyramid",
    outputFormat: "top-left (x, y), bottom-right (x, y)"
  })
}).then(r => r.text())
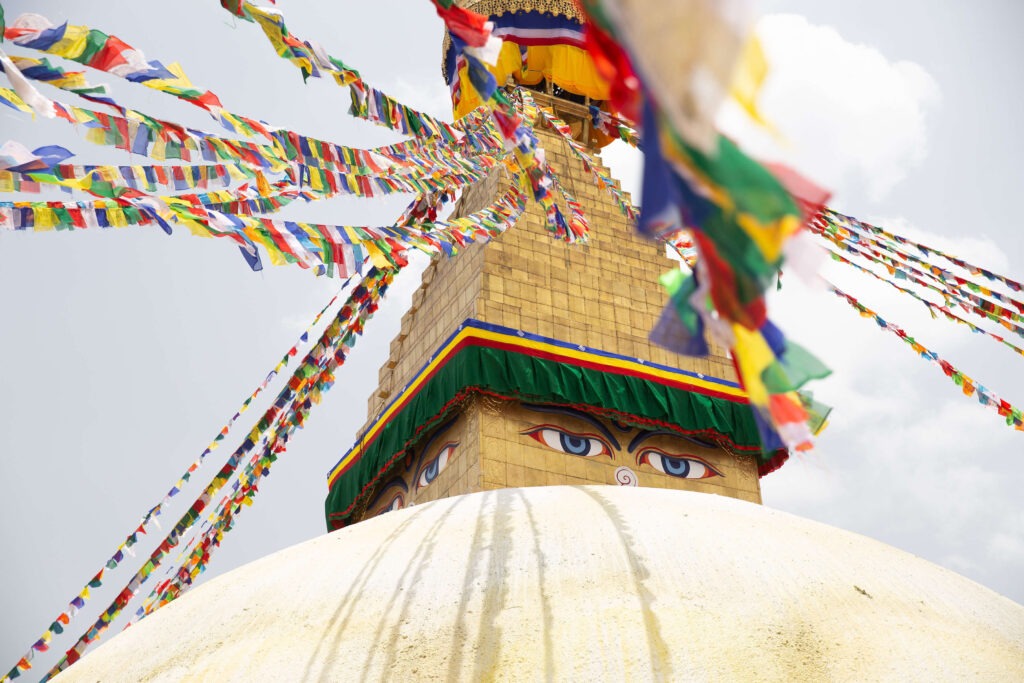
top-left (325, 97), bottom-right (771, 528)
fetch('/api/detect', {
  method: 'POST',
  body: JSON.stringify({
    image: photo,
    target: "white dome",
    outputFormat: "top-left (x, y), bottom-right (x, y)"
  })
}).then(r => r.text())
top-left (58, 486), bottom-right (1024, 681)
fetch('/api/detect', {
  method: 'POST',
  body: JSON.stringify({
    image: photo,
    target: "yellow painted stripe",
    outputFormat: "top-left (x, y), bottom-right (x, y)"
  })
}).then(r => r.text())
top-left (328, 326), bottom-right (745, 484)
top-left (467, 327), bottom-right (745, 398)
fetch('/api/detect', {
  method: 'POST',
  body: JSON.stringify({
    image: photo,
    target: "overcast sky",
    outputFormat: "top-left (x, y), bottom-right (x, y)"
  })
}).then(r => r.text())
top-left (1, 0), bottom-right (1022, 673)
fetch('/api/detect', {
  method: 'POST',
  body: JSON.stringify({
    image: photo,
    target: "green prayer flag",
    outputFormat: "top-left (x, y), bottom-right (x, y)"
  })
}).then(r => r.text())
top-left (762, 340), bottom-right (831, 394)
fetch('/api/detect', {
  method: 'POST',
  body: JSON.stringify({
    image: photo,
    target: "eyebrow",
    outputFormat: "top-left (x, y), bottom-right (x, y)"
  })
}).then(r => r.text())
top-left (417, 416), bottom-right (459, 468)
top-left (521, 404), bottom-right (621, 450)
top-left (627, 430), bottom-right (719, 453)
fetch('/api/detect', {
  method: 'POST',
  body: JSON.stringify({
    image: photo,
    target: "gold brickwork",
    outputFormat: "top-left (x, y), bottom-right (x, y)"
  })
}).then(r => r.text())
top-left (370, 126), bottom-right (734, 417)
top-left (351, 122), bottom-right (759, 522)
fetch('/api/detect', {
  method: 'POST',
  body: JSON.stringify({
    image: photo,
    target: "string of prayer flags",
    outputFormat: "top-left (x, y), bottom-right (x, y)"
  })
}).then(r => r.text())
top-left (219, 0), bottom-right (361, 86)
top-left (812, 218), bottom-right (1024, 340)
top-left (822, 246), bottom-right (1024, 358)
top-left (146, 269), bottom-right (386, 614)
top-left (0, 275), bottom-right (356, 683)
top-left (829, 282), bottom-right (1024, 432)
top-left (1, 54), bottom-right (113, 107)
top-left (813, 210), bottom-right (1024, 325)
top-left (3, 42), bottom-right (495, 188)
top-left (0, 79), bottom-right (491, 183)
top-left (158, 182), bottom-right (525, 275)
top-left (219, 0), bottom-right (460, 144)
top-left (824, 209), bottom-right (1024, 295)
top-left (0, 85), bottom-right (287, 172)
top-left (37, 268), bottom-right (395, 682)
top-left (131, 275), bottom-right (355, 620)
top-left (52, 162), bottom-right (248, 194)
top-left (1, 199), bottom-right (158, 231)
top-left (0, 68), bottom-right (504, 184)
top-left (348, 80), bottom-right (463, 143)
top-left (133, 274), bottom-right (393, 617)
top-left (2, 10), bottom-right (279, 140)
top-left (0, 46), bottom-right (56, 118)
top-left (23, 157), bottom-right (492, 206)
top-left (2, 180), bottom-right (306, 232)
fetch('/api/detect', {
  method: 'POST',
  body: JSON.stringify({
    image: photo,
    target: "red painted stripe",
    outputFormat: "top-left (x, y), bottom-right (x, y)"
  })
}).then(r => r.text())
top-left (471, 336), bottom-right (747, 403)
top-left (328, 330), bottom-right (748, 487)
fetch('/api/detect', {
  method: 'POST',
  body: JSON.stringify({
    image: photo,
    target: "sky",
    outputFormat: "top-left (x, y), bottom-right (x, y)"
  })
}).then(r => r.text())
top-left (1, 0), bottom-right (1022, 674)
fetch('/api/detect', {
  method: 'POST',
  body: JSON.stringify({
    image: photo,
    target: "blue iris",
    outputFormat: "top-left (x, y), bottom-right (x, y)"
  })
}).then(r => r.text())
top-left (559, 433), bottom-right (590, 455)
top-left (661, 456), bottom-right (691, 478)
top-left (422, 459), bottom-right (439, 484)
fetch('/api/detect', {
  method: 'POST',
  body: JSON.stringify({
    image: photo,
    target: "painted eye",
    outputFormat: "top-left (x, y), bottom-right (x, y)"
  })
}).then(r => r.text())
top-left (417, 442), bottom-right (457, 490)
top-left (638, 450), bottom-right (721, 479)
top-left (522, 426), bottom-right (610, 457)
top-left (376, 494), bottom-right (404, 516)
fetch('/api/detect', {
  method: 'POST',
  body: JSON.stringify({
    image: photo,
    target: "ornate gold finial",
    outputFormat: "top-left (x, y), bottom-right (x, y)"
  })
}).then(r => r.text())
top-left (455, 0), bottom-right (584, 19)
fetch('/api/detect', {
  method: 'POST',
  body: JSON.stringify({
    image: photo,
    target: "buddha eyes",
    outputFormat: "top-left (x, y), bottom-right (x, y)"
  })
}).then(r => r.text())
top-left (416, 442), bottom-right (458, 490)
top-left (518, 418), bottom-right (723, 481)
top-left (637, 449), bottom-right (721, 479)
top-left (521, 426), bottom-right (610, 457)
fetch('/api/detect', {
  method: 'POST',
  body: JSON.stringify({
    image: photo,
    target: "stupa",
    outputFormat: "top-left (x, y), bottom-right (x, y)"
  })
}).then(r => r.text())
top-left (52, 2), bottom-right (1024, 680)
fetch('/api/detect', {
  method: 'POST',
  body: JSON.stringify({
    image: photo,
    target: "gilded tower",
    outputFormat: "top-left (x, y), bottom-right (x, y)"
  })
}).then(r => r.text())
top-left (324, 1), bottom-right (782, 529)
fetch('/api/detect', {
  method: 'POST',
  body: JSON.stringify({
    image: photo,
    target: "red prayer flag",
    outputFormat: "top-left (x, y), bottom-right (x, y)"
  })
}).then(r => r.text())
top-left (433, 3), bottom-right (490, 47)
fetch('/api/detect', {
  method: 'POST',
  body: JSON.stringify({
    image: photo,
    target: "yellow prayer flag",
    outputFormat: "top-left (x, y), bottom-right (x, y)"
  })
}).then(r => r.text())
top-left (151, 137), bottom-right (168, 161)
top-left (148, 62), bottom-right (195, 90)
top-left (364, 241), bottom-right (392, 270)
top-left (85, 127), bottom-right (108, 147)
top-left (106, 207), bottom-right (127, 227)
top-left (70, 106), bottom-right (94, 124)
top-left (35, 208), bottom-right (57, 231)
top-left (308, 169), bottom-right (324, 193)
top-left (226, 164), bottom-right (248, 182)
top-left (50, 25), bottom-right (92, 61)
top-left (731, 323), bottom-right (774, 408)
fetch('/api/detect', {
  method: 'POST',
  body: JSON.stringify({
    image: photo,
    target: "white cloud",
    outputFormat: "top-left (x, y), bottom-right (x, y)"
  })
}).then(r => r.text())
top-left (601, 14), bottom-right (942, 206)
top-left (719, 13), bottom-right (941, 202)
